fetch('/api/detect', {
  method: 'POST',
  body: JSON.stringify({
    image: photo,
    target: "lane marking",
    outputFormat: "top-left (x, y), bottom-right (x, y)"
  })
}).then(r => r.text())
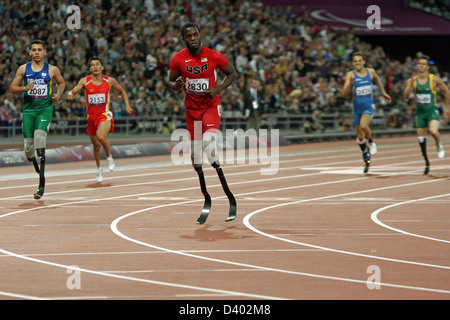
top-left (0, 247), bottom-right (285, 300)
top-left (370, 193), bottom-right (450, 243)
top-left (1, 145), bottom-right (449, 298)
top-left (0, 248), bottom-right (321, 258)
top-left (0, 290), bottom-right (46, 300)
top-left (242, 177), bottom-right (450, 271)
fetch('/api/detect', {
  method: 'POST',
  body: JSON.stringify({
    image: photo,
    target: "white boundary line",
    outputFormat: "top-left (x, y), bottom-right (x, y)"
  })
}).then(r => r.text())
top-left (241, 178), bottom-right (450, 270)
top-left (371, 193), bottom-right (450, 244)
top-left (0, 246), bottom-right (284, 300)
top-left (108, 174), bottom-right (450, 295)
top-left (0, 146), bottom-right (449, 298)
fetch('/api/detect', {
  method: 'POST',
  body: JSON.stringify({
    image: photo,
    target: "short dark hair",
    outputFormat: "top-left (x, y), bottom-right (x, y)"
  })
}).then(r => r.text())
top-left (419, 55), bottom-right (431, 63)
top-left (352, 51), bottom-right (364, 59)
top-left (88, 56), bottom-right (103, 67)
top-left (30, 39), bottom-right (45, 49)
top-left (180, 22), bottom-right (199, 37)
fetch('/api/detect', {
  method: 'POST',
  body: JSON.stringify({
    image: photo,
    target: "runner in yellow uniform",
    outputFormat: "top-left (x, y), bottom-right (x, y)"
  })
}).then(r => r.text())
top-left (403, 55), bottom-right (450, 174)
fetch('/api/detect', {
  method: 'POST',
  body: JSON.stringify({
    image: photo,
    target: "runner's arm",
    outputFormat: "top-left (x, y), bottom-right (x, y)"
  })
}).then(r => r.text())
top-left (204, 63), bottom-right (239, 99)
top-left (67, 78), bottom-right (86, 100)
top-left (9, 65), bottom-right (32, 94)
top-left (403, 76), bottom-right (415, 99)
top-left (51, 66), bottom-right (65, 102)
top-left (109, 77), bottom-right (133, 114)
top-left (434, 76), bottom-right (450, 118)
top-left (168, 71), bottom-right (184, 91)
top-left (342, 71), bottom-right (354, 97)
top-left (370, 68), bottom-right (391, 103)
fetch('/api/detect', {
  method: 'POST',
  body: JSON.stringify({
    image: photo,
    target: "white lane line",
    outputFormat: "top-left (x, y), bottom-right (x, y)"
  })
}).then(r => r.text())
top-left (0, 154), bottom-right (431, 220)
top-left (370, 193), bottom-right (450, 244)
top-left (0, 248), bottom-right (321, 258)
top-left (47, 293), bottom-right (231, 300)
top-left (241, 178), bottom-right (450, 272)
top-left (107, 174), bottom-right (450, 295)
top-left (0, 290), bottom-right (47, 300)
top-left (1, 147), bottom-right (448, 298)
top-left (0, 247), bottom-right (285, 300)
top-left (110, 189), bottom-right (450, 294)
top-left (0, 144), bottom-right (425, 191)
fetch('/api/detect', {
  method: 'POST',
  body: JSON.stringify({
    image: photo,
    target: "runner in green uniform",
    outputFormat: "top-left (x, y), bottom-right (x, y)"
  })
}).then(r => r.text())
top-left (403, 55), bottom-right (450, 174)
top-left (10, 39), bottom-right (65, 199)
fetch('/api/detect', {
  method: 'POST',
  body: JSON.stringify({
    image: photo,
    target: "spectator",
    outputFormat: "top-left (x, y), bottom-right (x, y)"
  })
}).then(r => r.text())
top-left (0, 0), bottom-right (448, 138)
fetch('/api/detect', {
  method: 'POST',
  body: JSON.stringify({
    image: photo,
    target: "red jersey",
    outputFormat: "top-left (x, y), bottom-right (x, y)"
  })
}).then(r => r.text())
top-left (170, 47), bottom-right (229, 109)
top-left (85, 75), bottom-right (111, 117)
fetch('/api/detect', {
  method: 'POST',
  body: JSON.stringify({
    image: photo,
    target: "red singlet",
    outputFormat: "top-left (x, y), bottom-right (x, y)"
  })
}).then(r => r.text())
top-left (84, 74), bottom-right (114, 136)
top-left (170, 47), bottom-right (228, 139)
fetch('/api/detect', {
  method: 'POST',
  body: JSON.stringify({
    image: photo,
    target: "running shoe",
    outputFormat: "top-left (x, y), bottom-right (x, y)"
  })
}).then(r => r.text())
top-left (107, 156), bottom-right (115, 171)
top-left (437, 145), bottom-right (445, 159)
top-left (96, 167), bottom-right (103, 182)
top-left (369, 142), bottom-right (377, 155)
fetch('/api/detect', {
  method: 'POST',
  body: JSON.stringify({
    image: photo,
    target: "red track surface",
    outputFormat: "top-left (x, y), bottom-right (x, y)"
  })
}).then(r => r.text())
top-left (0, 134), bottom-right (449, 300)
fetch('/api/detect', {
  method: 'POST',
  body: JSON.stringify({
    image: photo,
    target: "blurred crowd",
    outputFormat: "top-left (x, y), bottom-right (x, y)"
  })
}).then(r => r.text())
top-left (1, 0), bottom-right (449, 132)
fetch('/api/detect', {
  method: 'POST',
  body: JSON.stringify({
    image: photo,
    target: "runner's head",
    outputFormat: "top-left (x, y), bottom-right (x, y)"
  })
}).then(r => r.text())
top-left (88, 57), bottom-right (104, 75)
top-left (180, 22), bottom-right (202, 53)
top-left (29, 39), bottom-right (46, 63)
top-left (417, 55), bottom-right (430, 74)
top-left (352, 52), bottom-right (365, 72)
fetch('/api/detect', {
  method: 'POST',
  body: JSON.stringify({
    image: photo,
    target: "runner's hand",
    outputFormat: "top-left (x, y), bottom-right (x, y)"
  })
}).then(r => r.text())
top-left (175, 76), bottom-right (184, 89)
top-left (24, 80), bottom-right (34, 91)
top-left (52, 93), bottom-right (60, 102)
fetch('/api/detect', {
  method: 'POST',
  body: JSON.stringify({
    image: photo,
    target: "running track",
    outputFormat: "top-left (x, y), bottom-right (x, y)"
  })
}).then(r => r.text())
top-left (0, 134), bottom-right (449, 300)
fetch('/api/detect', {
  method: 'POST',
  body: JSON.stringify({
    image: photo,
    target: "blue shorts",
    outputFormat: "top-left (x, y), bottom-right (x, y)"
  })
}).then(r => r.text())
top-left (353, 104), bottom-right (375, 126)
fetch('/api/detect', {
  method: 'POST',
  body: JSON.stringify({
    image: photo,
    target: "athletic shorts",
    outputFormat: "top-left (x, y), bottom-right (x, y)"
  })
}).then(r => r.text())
top-left (86, 111), bottom-right (114, 136)
top-left (353, 103), bottom-right (375, 126)
top-left (22, 109), bottom-right (53, 138)
top-left (416, 111), bottom-right (439, 129)
top-left (186, 105), bottom-right (222, 141)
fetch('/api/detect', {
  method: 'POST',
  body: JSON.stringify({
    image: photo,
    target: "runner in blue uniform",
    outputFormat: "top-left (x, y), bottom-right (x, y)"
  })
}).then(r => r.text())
top-left (343, 52), bottom-right (391, 173)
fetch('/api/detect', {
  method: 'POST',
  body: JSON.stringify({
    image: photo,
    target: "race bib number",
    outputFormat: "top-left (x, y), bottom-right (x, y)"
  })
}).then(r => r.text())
top-left (27, 84), bottom-right (48, 99)
top-left (355, 85), bottom-right (372, 97)
top-left (416, 93), bottom-right (431, 105)
top-left (88, 93), bottom-right (106, 106)
top-left (186, 78), bottom-right (209, 95)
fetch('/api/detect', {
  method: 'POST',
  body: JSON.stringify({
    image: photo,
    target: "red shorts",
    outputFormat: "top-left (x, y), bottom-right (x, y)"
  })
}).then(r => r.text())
top-left (86, 112), bottom-right (114, 136)
top-left (186, 105), bottom-right (222, 140)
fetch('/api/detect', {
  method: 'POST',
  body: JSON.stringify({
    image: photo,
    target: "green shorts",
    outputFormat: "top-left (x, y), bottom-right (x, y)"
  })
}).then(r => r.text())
top-left (22, 109), bottom-right (53, 138)
top-left (415, 111), bottom-right (439, 129)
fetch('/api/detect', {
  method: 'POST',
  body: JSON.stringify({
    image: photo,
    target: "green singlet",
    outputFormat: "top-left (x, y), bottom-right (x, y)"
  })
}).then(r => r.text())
top-left (413, 73), bottom-right (439, 129)
top-left (22, 61), bottom-right (53, 138)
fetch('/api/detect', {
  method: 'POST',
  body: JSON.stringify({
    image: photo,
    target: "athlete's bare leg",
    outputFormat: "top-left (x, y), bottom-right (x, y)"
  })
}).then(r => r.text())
top-left (428, 120), bottom-right (440, 147)
top-left (96, 120), bottom-right (112, 158)
top-left (356, 114), bottom-right (373, 141)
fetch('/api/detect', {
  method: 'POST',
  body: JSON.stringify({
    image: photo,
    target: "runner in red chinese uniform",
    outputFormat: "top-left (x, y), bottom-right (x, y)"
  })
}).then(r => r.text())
top-left (68, 57), bottom-right (133, 182)
top-left (168, 22), bottom-right (239, 224)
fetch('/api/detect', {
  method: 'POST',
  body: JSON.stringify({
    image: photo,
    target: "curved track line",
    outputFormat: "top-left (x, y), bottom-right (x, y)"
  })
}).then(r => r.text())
top-left (371, 193), bottom-right (450, 244)
top-left (0, 246), bottom-right (282, 300)
top-left (242, 178), bottom-right (450, 271)
top-left (110, 202), bottom-right (450, 295)
top-left (1, 153), bottom-right (448, 297)
top-left (109, 177), bottom-right (450, 295)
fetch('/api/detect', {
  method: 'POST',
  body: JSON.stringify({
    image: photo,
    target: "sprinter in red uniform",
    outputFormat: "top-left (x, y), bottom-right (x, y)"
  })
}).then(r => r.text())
top-left (68, 57), bottom-right (133, 182)
top-left (168, 22), bottom-right (239, 224)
